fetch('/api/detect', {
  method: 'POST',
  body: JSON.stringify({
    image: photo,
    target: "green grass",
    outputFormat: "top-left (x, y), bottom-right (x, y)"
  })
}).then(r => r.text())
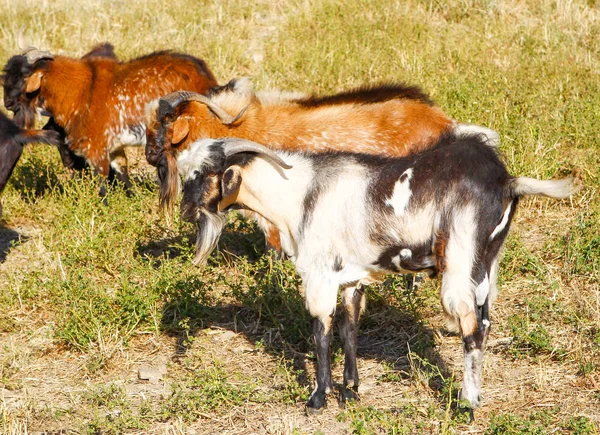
top-left (1, 0), bottom-right (599, 433)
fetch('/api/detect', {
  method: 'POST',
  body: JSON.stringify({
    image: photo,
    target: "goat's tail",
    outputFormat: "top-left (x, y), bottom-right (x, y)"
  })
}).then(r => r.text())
top-left (505, 176), bottom-right (580, 200)
top-left (16, 129), bottom-right (62, 147)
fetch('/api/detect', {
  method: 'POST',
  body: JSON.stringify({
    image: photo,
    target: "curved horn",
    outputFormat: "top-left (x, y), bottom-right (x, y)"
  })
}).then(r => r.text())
top-left (159, 91), bottom-right (248, 125)
top-left (17, 27), bottom-right (33, 52)
top-left (24, 49), bottom-right (54, 64)
top-left (222, 138), bottom-right (292, 170)
top-left (17, 28), bottom-right (54, 64)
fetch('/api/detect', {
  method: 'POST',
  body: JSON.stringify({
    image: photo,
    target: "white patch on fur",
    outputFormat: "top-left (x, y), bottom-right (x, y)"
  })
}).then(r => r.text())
top-left (454, 123), bottom-right (500, 147)
top-left (487, 255), bottom-right (500, 306)
top-left (400, 248), bottom-right (412, 259)
top-left (385, 168), bottom-right (413, 216)
top-left (482, 319), bottom-right (490, 327)
top-left (475, 273), bottom-right (489, 306)
top-left (303, 272), bottom-right (339, 323)
top-left (144, 98), bottom-right (160, 122)
top-left (177, 139), bottom-right (219, 181)
top-left (461, 349), bottom-right (483, 408)
top-left (441, 205), bottom-right (477, 320)
top-left (489, 200), bottom-right (513, 240)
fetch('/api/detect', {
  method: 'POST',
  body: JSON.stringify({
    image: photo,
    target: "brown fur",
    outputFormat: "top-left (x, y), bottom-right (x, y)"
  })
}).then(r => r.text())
top-left (152, 90), bottom-right (453, 212)
top-left (26, 51), bottom-right (217, 178)
top-left (148, 82), bottom-right (454, 250)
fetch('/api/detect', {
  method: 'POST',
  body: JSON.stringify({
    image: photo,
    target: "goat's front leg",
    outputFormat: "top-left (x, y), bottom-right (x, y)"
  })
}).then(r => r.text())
top-left (339, 284), bottom-right (366, 404)
top-left (306, 315), bottom-right (334, 414)
top-left (109, 149), bottom-right (132, 192)
top-left (304, 279), bottom-right (337, 414)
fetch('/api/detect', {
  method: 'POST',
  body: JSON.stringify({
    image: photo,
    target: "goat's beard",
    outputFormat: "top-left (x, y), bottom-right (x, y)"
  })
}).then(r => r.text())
top-left (192, 211), bottom-right (227, 266)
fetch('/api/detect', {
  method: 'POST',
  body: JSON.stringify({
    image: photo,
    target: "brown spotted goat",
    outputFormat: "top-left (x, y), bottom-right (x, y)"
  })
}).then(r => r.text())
top-left (2, 41), bottom-right (119, 170)
top-left (145, 78), bottom-right (499, 251)
top-left (7, 40), bottom-right (218, 189)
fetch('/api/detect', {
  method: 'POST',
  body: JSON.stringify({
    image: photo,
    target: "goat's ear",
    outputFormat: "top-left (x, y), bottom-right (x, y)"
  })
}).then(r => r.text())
top-left (25, 70), bottom-right (43, 93)
top-left (171, 117), bottom-right (189, 145)
top-left (219, 166), bottom-right (242, 210)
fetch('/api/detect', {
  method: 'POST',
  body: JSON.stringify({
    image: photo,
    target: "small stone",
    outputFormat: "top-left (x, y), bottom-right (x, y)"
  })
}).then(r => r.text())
top-left (218, 330), bottom-right (236, 341)
top-left (138, 364), bottom-right (167, 384)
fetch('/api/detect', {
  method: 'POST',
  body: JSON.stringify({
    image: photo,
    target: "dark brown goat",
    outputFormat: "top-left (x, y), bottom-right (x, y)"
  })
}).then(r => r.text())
top-left (7, 41), bottom-right (218, 188)
top-left (0, 111), bottom-right (61, 216)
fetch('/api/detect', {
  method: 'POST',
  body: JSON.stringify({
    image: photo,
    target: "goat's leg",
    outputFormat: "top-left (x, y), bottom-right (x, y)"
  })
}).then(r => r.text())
top-left (109, 149), bottom-right (132, 192)
top-left (306, 315), bottom-right (334, 414)
top-left (339, 284), bottom-right (365, 404)
top-left (304, 278), bottom-right (337, 414)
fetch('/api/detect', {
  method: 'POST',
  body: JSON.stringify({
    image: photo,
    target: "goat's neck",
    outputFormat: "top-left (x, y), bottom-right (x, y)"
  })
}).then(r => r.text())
top-left (236, 154), bottom-right (312, 248)
top-left (41, 58), bottom-right (93, 130)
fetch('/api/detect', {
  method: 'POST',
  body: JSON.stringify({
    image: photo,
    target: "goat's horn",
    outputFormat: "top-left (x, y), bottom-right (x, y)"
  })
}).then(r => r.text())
top-left (17, 27), bottom-right (33, 52)
top-left (222, 138), bottom-right (292, 170)
top-left (17, 28), bottom-right (53, 63)
top-left (24, 49), bottom-right (54, 64)
top-left (159, 91), bottom-right (247, 125)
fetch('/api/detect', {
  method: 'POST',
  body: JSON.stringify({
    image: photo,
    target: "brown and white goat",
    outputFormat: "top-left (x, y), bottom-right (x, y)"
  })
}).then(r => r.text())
top-left (175, 135), bottom-right (577, 417)
top-left (9, 42), bottom-right (218, 189)
top-left (145, 78), bottom-right (498, 251)
top-left (2, 42), bottom-right (119, 170)
top-left (0, 111), bottom-right (61, 216)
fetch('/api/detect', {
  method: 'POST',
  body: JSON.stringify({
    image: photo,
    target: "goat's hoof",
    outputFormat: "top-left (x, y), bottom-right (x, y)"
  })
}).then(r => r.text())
top-left (305, 393), bottom-right (326, 415)
top-left (305, 405), bottom-right (324, 416)
top-left (339, 386), bottom-right (359, 407)
top-left (457, 406), bottom-right (475, 424)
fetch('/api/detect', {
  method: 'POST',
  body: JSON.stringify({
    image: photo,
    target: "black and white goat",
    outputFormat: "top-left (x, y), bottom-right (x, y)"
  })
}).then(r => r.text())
top-left (175, 133), bottom-right (577, 416)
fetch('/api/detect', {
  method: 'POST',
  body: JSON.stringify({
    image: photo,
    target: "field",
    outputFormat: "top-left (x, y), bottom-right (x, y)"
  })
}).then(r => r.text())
top-left (0, 0), bottom-right (599, 433)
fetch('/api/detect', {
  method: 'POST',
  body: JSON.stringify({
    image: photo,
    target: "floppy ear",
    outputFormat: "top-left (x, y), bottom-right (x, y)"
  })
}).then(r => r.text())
top-left (171, 117), bottom-right (189, 145)
top-left (219, 166), bottom-right (242, 210)
top-left (25, 70), bottom-right (43, 93)
top-left (221, 166), bottom-right (242, 198)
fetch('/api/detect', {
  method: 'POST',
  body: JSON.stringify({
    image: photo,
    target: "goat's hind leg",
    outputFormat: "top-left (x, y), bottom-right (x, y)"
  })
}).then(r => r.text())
top-left (339, 283), bottom-right (366, 405)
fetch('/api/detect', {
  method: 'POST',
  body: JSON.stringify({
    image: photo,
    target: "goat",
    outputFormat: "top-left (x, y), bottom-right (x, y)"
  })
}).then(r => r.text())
top-left (2, 42), bottom-right (118, 171)
top-left (174, 134), bottom-right (577, 417)
top-left (6, 39), bottom-right (218, 190)
top-left (145, 79), bottom-right (498, 251)
top-left (0, 111), bottom-right (61, 216)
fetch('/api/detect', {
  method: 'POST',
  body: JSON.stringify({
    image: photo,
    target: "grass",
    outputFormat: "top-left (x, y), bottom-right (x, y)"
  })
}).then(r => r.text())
top-left (0, 0), bottom-right (599, 433)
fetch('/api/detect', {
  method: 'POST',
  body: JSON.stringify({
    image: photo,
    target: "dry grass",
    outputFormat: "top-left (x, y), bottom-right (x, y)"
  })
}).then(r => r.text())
top-left (1, 0), bottom-right (599, 433)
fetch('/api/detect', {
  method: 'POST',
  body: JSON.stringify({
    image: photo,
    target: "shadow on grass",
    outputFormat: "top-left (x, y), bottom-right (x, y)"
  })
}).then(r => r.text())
top-left (0, 225), bottom-right (25, 263)
top-left (154, 225), bottom-right (456, 411)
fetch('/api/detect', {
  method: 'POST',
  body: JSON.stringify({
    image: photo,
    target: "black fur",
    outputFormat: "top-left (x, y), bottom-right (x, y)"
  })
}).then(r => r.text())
top-left (0, 111), bottom-right (61, 215)
top-left (296, 83), bottom-right (434, 107)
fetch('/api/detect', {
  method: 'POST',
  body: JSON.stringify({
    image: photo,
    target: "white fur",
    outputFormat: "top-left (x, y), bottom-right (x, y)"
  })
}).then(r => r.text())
top-left (177, 139), bottom-right (220, 181)
top-left (512, 177), bottom-right (577, 199)
top-left (441, 205), bottom-right (478, 320)
top-left (489, 200), bottom-right (513, 240)
top-left (475, 273), bottom-right (489, 306)
top-left (385, 169), bottom-right (413, 216)
top-left (461, 349), bottom-right (483, 407)
top-left (454, 123), bottom-right (500, 147)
